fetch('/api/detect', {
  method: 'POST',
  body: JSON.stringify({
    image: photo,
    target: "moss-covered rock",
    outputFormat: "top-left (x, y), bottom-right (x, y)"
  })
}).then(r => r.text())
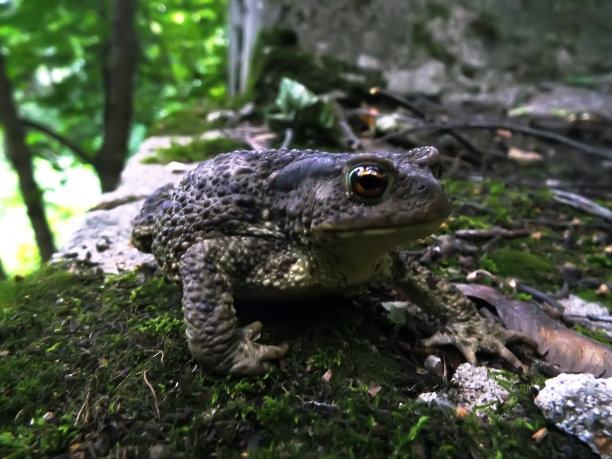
top-left (141, 136), bottom-right (252, 164)
top-left (0, 265), bottom-right (597, 457)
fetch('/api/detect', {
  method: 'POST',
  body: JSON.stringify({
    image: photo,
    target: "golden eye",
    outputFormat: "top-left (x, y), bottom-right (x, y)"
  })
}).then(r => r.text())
top-left (348, 165), bottom-right (389, 199)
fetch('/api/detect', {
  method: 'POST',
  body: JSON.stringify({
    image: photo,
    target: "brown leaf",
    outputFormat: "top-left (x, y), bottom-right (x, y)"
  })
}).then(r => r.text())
top-left (367, 385), bottom-right (382, 397)
top-left (457, 284), bottom-right (612, 377)
top-left (532, 427), bottom-right (548, 443)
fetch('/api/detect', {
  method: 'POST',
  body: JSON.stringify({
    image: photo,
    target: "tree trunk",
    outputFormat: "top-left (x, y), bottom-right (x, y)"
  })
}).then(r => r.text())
top-left (0, 53), bottom-right (56, 261)
top-left (0, 257), bottom-right (6, 280)
top-left (95, 0), bottom-right (137, 192)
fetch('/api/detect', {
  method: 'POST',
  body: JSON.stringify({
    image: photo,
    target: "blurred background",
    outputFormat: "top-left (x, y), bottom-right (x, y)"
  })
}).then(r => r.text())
top-left (1, 0), bottom-right (611, 276)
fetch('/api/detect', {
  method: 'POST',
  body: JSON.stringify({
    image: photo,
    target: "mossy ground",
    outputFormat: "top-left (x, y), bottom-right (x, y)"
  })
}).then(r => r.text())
top-left (1, 157), bottom-right (608, 457)
top-left (1, 180), bottom-right (606, 458)
top-left (438, 178), bottom-right (611, 310)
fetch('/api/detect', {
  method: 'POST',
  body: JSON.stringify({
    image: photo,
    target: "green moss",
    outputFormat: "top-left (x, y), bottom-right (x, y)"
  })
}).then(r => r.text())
top-left (0, 260), bottom-right (598, 458)
top-left (148, 104), bottom-right (221, 136)
top-left (141, 137), bottom-right (252, 164)
top-left (246, 27), bottom-right (384, 108)
top-left (488, 247), bottom-right (553, 282)
top-left (148, 94), bottom-right (255, 136)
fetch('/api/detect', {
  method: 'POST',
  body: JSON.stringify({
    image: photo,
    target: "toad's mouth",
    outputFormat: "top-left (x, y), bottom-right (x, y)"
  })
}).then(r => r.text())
top-left (314, 215), bottom-right (448, 240)
top-left (314, 196), bottom-right (451, 239)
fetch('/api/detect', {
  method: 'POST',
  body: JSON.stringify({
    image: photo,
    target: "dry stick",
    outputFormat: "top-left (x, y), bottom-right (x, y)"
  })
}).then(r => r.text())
top-left (143, 370), bottom-right (160, 420)
top-left (339, 119), bottom-right (362, 149)
top-left (334, 104), bottom-right (362, 149)
top-left (280, 128), bottom-right (294, 149)
top-left (455, 226), bottom-right (531, 239)
top-left (515, 282), bottom-right (564, 312)
top-left (74, 390), bottom-right (90, 426)
top-left (564, 314), bottom-right (612, 324)
top-left (19, 117), bottom-right (94, 165)
top-left (369, 87), bottom-right (490, 160)
top-left (375, 118), bottom-right (612, 160)
top-left (551, 189), bottom-right (612, 221)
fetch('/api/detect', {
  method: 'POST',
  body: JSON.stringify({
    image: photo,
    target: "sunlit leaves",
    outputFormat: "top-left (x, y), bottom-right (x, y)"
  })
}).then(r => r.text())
top-left (2, 0), bottom-right (227, 153)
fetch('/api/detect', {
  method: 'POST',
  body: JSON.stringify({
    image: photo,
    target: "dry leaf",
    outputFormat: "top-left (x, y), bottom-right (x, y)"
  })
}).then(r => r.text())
top-left (457, 284), bottom-right (612, 377)
top-left (508, 147), bottom-right (543, 165)
top-left (532, 427), bottom-right (548, 443)
top-left (368, 385), bottom-right (382, 397)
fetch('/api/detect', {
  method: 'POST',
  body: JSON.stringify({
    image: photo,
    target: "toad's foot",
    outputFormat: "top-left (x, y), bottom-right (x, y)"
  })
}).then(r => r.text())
top-left (422, 317), bottom-right (535, 371)
top-left (392, 253), bottom-right (535, 371)
top-left (180, 240), bottom-right (289, 376)
top-left (186, 319), bottom-right (289, 376)
top-left (228, 322), bottom-right (289, 375)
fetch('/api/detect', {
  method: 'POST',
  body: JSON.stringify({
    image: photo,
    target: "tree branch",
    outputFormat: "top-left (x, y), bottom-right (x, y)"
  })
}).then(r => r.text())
top-left (19, 118), bottom-right (94, 165)
top-left (0, 52), bottom-right (56, 260)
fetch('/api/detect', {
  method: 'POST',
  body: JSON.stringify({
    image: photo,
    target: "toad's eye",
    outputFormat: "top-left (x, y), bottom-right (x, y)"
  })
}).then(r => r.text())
top-left (348, 165), bottom-right (389, 199)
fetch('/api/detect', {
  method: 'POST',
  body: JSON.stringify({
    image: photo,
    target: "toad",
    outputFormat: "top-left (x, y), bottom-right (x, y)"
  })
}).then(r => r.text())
top-left (132, 148), bottom-right (526, 375)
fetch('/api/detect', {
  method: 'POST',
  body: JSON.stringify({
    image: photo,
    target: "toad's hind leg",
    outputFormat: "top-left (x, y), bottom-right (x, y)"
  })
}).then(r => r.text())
top-left (392, 253), bottom-right (535, 372)
top-left (179, 239), bottom-right (289, 375)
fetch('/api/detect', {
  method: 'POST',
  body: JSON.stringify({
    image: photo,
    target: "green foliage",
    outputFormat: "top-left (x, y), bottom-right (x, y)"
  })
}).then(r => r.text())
top-left (0, 0), bottom-right (228, 275)
top-left (141, 136), bottom-right (251, 164)
top-left (0, 0), bottom-right (228, 153)
top-left (266, 77), bottom-right (341, 145)
top-left (488, 247), bottom-right (553, 282)
top-left (247, 27), bottom-right (383, 108)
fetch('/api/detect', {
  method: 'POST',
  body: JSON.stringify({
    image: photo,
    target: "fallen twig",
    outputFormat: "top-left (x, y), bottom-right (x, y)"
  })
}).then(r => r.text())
top-left (374, 119), bottom-right (612, 160)
top-left (74, 390), bottom-right (91, 426)
top-left (280, 128), bottom-right (294, 149)
top-left (369, 88), bottom-right (488, 160)
top-left (455, 226), bottom-right (531, 240)
top-left (551, 189), bottom-right (612, 221)
top-left (513, 281), bottom-right (564, 312)
top-left (143, 370), bottom-right (160, 420)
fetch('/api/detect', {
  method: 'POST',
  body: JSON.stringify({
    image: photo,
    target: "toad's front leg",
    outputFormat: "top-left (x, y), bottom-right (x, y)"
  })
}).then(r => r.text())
top-left (179, 238), bottom-right (289, 375)
top-left (391, 253), bottom-right (534, 371)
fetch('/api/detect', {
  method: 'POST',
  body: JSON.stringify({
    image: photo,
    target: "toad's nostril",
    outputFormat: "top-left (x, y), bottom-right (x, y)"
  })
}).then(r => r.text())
top-left (415, 182), bottom-right (429, 193)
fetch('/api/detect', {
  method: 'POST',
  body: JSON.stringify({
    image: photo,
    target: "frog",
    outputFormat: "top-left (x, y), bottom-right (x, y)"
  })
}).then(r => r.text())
top-left (131, 147), bottom-right (528, 375)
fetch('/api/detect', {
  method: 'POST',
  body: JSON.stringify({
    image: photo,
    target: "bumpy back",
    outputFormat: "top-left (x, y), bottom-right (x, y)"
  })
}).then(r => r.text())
top-left (149, 149), bottom-right (306, 279)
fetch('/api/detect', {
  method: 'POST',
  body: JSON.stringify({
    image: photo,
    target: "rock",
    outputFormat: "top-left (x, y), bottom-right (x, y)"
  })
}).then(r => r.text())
top-left (386, 61), bottom-right (446, 96)
top-left (53, 137), bottom-right (194, 274)
top-left (423, 354), bottom-right (443, 376)
top-left (446, 363), bottom-right (513, 413)
top-left (356, 54), bottom-right (381, 71)
top-left (560, 295), bottom-right (610, 318)
top-left (418, 363), bottom-right (516, 418)
top-left (534, 373), bottom-right (612, 458)
top-left (511, 85), bottom-right (612, 120)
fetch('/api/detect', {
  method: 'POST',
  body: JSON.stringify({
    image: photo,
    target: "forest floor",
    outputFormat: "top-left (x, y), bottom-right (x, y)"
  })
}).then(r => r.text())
top-left (1, 41), bottom-right (612, 457)
top-left (1, 137), bottom-right (610, 457)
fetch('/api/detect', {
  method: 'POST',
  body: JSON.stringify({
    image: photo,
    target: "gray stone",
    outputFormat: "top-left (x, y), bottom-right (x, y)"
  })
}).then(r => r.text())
top-left (560, 295), bottom-right (610, 319)
top-left (535, 373), bottom-right (612, 458)
top-left (250, 0), bottom-right (612, 109)
top-left (510, 85), bottom-right (612, 120)
top-left (356, 54), bottom-right (381, 71)
top-left (418, 363), bottom-right (516, 418)
top-left (387, 61), bottom-right (446, 96)
top-left (53, 137), bottom-right (194, 274)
